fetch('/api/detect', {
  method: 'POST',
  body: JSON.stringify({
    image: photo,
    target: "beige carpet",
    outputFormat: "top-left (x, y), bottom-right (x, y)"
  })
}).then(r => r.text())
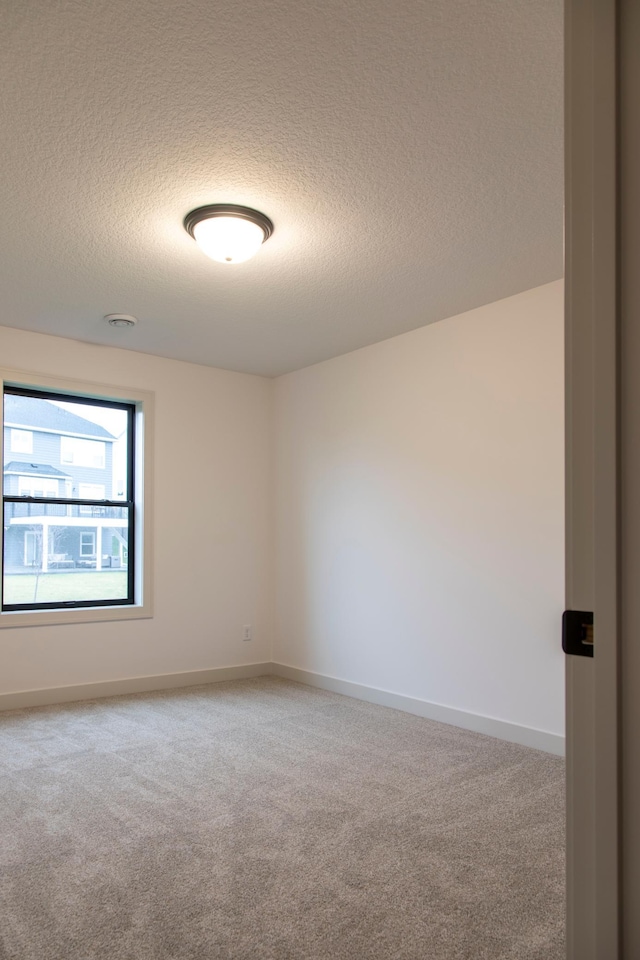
top-left (0, 676), bottom-right (564, 959)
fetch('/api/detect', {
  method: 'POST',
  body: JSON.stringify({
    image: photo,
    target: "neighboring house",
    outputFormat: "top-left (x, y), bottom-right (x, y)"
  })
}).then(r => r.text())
top-left (3, 395), bottom-right (127, 573)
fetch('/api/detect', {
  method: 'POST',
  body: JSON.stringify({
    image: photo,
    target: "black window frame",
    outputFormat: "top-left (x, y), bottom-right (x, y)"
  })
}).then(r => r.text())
top-left (2, 385), bottom-right (136, 612)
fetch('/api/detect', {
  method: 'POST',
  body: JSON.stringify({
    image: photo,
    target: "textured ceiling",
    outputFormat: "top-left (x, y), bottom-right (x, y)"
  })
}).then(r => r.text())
top-left (0, 0), bottom-right (563, 377)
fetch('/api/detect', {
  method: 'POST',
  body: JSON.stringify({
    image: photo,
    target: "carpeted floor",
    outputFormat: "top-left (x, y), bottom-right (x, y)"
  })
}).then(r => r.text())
top-left (0, 676), bottom-right (564, 960)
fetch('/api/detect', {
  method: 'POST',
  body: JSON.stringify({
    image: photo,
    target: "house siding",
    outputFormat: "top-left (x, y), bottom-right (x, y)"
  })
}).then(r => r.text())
top-left (3, 427), bottom-right (113, 498)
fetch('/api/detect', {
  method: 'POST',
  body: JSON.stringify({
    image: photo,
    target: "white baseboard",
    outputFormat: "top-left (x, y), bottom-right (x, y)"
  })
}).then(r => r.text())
top-left (0, 660), bottom-right (564, 757)
top-left (0, 662), bottom-right (274, 712)
top-left (271, 662), bottom-right (565, 757)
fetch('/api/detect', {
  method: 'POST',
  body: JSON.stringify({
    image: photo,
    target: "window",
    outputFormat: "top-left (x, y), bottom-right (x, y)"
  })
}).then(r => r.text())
top-left (78, 483), bottom-right (106, 499)
top-left (11, 429), bottom-right (32, 453)
top-left (18, 476), bottom-right (59, 498)
top-left (60, 436), bottom-right (105, 468)
top-left (2, 383), bottom-right (140, 614)
top-left (80, 532), bottom-right (96, 556)
top-left (1, 371), bottom-right (152, 627)
top-left (78, 483), bottom-right (106, 515)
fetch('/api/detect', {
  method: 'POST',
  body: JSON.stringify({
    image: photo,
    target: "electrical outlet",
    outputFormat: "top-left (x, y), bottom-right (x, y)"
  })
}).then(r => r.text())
top-left (242, 625), bottom-right (252, 641)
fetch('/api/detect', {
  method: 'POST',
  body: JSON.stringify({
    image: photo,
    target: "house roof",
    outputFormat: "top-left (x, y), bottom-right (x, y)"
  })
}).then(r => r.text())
top-left (4, 395), bottom-right (115, 439)
top-left (4, 461), bottom-right (71, 478)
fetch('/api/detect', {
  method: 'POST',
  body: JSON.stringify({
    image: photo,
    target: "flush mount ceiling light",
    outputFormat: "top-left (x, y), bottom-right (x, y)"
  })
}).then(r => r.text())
top-left (183, 204), bottom-right (274, 264)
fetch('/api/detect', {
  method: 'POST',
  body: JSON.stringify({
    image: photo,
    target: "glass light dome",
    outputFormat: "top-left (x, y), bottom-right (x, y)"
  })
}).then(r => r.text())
top-left (184, 205), bottom-right (274, 264)
top-left (193, 216), bottom-right (265, 264)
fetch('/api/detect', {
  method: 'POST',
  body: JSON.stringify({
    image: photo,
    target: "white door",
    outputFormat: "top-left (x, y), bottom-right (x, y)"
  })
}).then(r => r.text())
top-left (24, 531), bottom-right (40, 567)
top-left (565, 0), bottom-right (620, 956)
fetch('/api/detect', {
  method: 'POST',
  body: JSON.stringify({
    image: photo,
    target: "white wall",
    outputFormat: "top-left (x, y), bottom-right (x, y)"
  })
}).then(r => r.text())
top-left (0, 282), bottom-right (564, 739)
top-left (0, 326), bottom-right (272, 695)
top-left (273, 281), bottom-right (565, 736)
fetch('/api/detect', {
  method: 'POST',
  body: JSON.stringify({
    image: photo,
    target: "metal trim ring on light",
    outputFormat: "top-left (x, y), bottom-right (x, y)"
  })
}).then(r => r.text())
top-left (183, 204), bottom-right (274, 243)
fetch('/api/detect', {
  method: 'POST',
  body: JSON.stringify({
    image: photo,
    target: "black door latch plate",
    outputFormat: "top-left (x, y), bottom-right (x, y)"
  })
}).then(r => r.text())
top-left (562, 610), bottom-right (594, 657)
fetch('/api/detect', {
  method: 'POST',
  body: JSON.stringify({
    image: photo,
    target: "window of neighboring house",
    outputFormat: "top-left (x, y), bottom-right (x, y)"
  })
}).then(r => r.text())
top-left (78, 483), bottom-right (106, 498)
top-left (80, 532), bottom-right (96, 556)
top-left (11, 429), bottom-right (32, 453)
top-left (78, 483), bottom-right (106, 515)
top-left (1, 377), bottom-right (153, 624)
top-left (60, 436), bottom-right (105, 468)
top-left (18, 476), bottom-right (59, 498)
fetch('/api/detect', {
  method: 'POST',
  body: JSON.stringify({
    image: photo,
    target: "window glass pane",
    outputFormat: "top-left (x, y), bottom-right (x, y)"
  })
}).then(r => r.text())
top-left (3, 393), bottom-right (129, 500)
top-left (11, 429), bottom-right (32, 453)
top-left (60, 437), bottom-right (105, 468)
top-left (18, 476), bottom-right (60, 498)
top-left (80, 532), bottom-right (96, 555)
top-left (3, 503), bottom-right (130, 606)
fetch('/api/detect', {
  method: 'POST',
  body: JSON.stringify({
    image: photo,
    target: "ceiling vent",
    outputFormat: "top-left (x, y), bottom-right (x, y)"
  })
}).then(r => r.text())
top-left (105, 314), bottom-right (137, 328)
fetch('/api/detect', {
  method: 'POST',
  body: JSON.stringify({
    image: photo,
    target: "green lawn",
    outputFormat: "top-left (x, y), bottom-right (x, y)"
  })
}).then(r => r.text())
top-left (3, 571), bottom-right (128, 605)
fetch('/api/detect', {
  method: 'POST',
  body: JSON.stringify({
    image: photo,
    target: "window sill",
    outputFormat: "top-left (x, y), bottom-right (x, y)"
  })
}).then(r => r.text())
top-left (0, 602), bottom-right (152, 629)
